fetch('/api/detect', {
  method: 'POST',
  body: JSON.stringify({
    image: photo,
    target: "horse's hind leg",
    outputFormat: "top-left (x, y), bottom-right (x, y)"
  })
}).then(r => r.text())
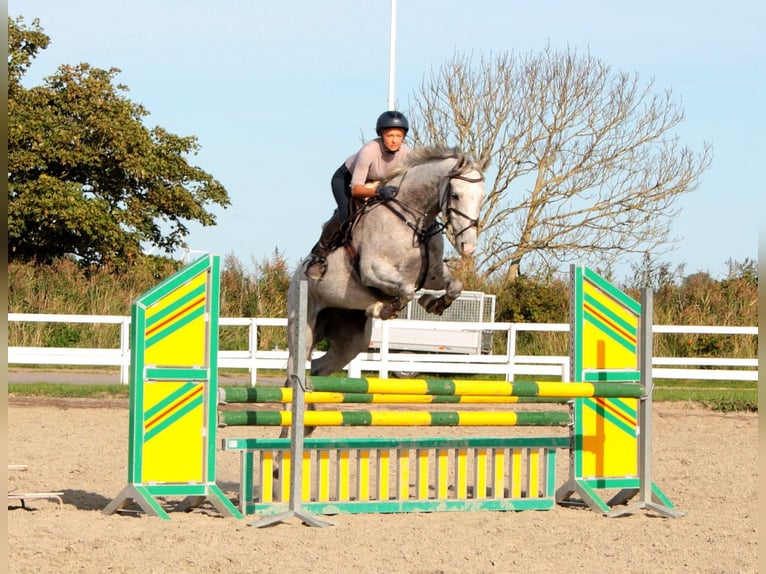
top-left (279, 309), bottom-right (368, 447)
top-left (310, 308), bottom-right (371, 376)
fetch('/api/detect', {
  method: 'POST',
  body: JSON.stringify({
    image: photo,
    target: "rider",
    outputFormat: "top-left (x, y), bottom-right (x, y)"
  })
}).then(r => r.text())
top-left (305, 110), bottom-right (412, 280)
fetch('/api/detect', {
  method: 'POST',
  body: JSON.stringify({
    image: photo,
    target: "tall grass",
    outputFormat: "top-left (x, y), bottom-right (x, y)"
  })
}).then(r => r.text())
top-left (8, 252), bottom-right (292, 351)
top-left (8, 256), bottom-right (180, 348)
top-left (451, 258), bottom-right (758, 359)
top-left (217, 251), bottom-right (290, 351)
top-left (7, 255), bottom-right (758, 361)
top-left (610, 258), bottom-right (758, 359)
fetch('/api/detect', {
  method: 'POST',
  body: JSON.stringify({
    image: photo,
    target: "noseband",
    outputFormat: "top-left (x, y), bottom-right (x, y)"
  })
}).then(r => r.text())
top-left (442, 170), bottom-right (484, 238)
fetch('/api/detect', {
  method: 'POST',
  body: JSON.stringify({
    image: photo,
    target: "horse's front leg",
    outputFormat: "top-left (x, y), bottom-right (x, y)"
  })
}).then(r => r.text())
top-left (367, 297), bottom-right (404, 320)
top-left (358, 259), bottom-right (417, 319)
top-left (418, 267), bottom-right (462, 315)
top-left (417, 241), bottom-right (463, 316)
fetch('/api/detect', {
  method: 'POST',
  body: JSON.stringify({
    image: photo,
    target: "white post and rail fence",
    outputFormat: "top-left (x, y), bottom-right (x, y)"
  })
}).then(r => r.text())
top-left (8, 313), bottom-right (757, 386)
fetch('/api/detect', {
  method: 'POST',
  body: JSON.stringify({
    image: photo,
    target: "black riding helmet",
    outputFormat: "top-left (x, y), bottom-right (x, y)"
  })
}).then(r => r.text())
top-left (376, 110), bottom-right (409, 136)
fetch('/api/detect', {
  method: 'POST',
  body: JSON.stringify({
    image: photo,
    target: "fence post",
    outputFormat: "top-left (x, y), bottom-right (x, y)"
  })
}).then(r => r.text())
top-left (249, 319), bottom-right (257, 387)
top-left (379, 321), bottom-right (391, 379)
top-left (505, 324), bottom-right (518, 382)
top-left (120, 317), bottom-right (131, 385)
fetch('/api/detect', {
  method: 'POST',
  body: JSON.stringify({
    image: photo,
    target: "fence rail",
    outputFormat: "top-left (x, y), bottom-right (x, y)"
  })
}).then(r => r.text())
top-left (7, 313), bottom-right (758, 385)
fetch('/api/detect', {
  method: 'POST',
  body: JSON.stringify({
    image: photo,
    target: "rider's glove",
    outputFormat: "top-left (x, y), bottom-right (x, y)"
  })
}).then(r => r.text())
top-left (377, 185), bottom-right (397, 200)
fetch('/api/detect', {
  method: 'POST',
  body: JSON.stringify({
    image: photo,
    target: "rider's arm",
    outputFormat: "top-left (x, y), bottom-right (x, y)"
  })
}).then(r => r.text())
top-left (349, 141), bottom-right (381, 199)
top-left (359, 142), bottom-right (409, 199)
top-left (351, 182), bottom-right (379, 199)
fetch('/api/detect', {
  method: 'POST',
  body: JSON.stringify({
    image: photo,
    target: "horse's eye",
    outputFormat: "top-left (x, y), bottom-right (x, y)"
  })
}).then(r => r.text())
top-left (451, 192), bottom-right (459, 201)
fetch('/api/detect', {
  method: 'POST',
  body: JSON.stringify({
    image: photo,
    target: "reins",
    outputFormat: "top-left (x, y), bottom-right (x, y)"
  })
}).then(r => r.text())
top-left (346, 157), bottom-right (484, 293)
top-left (377, 170), bottom-right (446, 244)
top-left (378, 165), bottom-right (485, 244)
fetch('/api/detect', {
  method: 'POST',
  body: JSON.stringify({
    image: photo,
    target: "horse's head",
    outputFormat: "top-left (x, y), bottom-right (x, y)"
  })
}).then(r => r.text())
top-left (442, 157), bottom-right (488, 257)
top-left (385, 145), bottom-right (488, 256)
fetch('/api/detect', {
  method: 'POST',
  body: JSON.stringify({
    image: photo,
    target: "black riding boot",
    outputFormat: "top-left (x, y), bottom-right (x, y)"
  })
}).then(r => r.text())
top-left (305, 213), bottom-right (344, 280)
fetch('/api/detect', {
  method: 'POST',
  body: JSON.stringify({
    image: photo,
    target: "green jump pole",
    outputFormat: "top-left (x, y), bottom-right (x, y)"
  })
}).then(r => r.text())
top-left (308, 377), bottom-right (643, 398)
top-left (221, 387), bottom-right (568, 405)
top-left (219, 409), bottom-right (570, 427)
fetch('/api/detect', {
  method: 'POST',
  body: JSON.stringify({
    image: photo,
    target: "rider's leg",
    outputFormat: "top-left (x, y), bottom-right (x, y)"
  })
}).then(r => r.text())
top-left (305, 211), bottom-right (344, 280)
top-left (306, 165), bottom-right (351, 280)
top-left (330, 165), bottom-right (352, 218)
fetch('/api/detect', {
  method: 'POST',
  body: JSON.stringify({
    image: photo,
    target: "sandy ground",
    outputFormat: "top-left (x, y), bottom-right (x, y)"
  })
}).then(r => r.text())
top-left (7, 396), bottom-right (758, 574)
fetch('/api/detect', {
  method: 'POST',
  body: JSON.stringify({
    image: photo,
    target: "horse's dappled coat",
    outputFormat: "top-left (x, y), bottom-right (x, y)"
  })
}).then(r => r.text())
top-left (284, 146), bottom-right (489, 436)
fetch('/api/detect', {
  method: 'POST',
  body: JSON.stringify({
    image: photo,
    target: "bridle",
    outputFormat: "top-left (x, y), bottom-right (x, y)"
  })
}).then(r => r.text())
top-left (349, 162), bottom-right (484, 293)
top-left (373, 165), bottom-right (484, 245)
top-left (441, 169), bottom-right (484, 239)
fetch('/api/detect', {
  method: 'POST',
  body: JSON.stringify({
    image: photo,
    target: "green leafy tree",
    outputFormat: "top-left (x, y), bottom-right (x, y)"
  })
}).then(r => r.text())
top-left (8, 17), bottom-right (230, 269)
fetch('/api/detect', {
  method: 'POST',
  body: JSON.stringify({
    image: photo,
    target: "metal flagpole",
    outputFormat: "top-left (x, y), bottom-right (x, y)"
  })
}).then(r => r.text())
top-left (387, 0), bottom-right (397, 110)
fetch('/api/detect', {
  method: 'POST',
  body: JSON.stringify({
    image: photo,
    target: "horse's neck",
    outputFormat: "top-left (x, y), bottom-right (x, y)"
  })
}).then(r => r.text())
top-left (402, 188), bottom-right (441, 220)
top-left (396, 161), bottom-right (452, 220)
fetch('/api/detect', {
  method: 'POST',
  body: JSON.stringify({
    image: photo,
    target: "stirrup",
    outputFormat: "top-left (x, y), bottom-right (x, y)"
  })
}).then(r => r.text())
top-left (305, 255), bottom-right (327, 280)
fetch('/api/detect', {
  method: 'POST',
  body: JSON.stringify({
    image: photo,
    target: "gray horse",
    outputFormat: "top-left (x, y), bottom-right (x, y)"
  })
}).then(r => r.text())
top-left (285, 145), bottom-right (488, 388)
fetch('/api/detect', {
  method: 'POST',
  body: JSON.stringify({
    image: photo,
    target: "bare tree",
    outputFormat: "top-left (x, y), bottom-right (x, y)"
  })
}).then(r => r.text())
top-left (407, 47), bottom-right (712, 281)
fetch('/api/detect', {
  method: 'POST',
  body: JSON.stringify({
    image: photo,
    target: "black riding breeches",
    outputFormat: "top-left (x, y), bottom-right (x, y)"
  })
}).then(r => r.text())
top-left (331, 163), bottom-right (353, 220)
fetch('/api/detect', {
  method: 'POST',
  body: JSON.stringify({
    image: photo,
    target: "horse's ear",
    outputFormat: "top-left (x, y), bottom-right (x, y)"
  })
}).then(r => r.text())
top-left (479, 155), bottom-right (491, 172)
top-left (448, 146), bottom-right (464, 168)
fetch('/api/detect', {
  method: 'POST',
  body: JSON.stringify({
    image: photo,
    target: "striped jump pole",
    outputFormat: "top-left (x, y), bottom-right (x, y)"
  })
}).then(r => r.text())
top-left (307, 377), bottom-right (644, 399)
top-left (219, 409), bottom-right (570, 427)
top-left (220, 386), bottom-right (569, 405)
top-left (107, 263), bottom-right (680, 521)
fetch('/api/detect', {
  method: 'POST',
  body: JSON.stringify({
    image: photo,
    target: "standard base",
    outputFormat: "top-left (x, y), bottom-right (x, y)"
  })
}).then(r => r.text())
top-left (248, 509), bottom-right (335, 528)
top-left (103, 484), bottom-right (243, 520)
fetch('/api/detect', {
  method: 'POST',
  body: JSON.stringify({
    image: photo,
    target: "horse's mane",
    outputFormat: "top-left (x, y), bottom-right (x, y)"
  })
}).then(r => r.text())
top-left (386, 144), bottom-right (469, 181)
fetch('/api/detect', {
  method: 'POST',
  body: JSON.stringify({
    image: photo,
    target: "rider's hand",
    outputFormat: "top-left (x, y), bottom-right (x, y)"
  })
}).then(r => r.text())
top-left (377, 185), bottom-right (397, 200)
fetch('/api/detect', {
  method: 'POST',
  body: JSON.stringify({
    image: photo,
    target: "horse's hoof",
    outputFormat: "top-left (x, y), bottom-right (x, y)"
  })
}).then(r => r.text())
top-left (379, 297), bottom-right (403, 319)
top-left (424, 296), bottom-right (450, 315)
top-left (379, 305), bottom-right (398, 320)
top-left (419, 293), bottom-right (447, 315)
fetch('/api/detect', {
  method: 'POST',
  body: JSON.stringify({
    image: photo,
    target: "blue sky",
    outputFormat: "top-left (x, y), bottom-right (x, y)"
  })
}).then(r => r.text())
top-left (12, 0), bottom-right (764, 280)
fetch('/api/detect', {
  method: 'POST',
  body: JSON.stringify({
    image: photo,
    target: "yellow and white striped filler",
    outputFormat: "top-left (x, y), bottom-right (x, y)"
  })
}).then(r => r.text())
top-left (223, 435), bottom-right (570, 515)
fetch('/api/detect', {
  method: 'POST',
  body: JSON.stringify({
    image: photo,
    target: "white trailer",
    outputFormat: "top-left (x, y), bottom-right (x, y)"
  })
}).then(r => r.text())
top-left (368, 290), bottom-right (496, 356)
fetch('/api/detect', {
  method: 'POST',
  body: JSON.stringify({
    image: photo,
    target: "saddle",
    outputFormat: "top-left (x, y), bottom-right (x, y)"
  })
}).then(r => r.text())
top-left (334, 197), bottom-right (431, 297)
top-left (328, 198), bottom-right (375, 252)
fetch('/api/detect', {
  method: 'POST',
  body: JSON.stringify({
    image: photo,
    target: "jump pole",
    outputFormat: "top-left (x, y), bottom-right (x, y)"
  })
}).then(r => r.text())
top-left (223, 265), bottom-right (681, 518)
